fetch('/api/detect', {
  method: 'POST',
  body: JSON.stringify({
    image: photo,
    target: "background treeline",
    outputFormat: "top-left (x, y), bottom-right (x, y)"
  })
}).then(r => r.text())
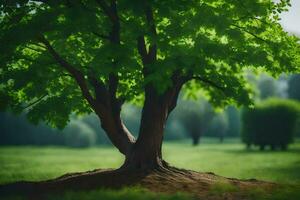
top-left (1, 73), bottom-right (300, 148)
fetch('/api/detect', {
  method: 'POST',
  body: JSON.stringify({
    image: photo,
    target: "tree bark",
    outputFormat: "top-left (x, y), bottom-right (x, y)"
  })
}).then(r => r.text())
top-left (123, 89), bottom-right (170, 169)
top-left (121, 77), bottom-right (186, 170)
top-left (96, 108), bottom-right (135, 155)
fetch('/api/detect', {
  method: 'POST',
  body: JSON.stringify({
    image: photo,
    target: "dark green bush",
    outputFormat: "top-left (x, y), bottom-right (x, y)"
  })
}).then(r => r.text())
top-left (242, 98), bottom-right (300, 150)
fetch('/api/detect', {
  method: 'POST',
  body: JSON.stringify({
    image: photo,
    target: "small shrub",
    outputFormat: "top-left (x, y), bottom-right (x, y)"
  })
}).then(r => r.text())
top-left (242, 98), bottom-right (300, 150)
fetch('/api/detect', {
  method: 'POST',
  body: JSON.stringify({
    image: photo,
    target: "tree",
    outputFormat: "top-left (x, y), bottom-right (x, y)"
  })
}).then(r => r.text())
top-left (257, 75), bottom-right (279, 99)
top-left (177, 99), bottom-right (214, 145)
top-left (225, 106), bottom-right (241, 137)
top-left (206, 112), bottom-right (229, 143)
top-left (63, 119), bottom-right (97, 148)
top-left (0, 0), bottom-right (299, 170)
top-left (288, 74), bottom-right (300, 101)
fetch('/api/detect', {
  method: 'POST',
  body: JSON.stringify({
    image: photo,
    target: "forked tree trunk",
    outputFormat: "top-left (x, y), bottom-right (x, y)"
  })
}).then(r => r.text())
top-left (93, 72), bottom-right (182, 170)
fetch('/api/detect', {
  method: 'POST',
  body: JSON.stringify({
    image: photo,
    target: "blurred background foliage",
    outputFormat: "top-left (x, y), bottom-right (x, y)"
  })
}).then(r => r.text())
top-left (1, 71), bottom-right (299, 148)
top-left (242, 98), bottom-right (300, 150)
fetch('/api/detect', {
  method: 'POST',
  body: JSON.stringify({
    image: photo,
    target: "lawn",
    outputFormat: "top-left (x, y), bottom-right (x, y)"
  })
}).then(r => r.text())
top-left (1, 139), bottom-right (300, 185)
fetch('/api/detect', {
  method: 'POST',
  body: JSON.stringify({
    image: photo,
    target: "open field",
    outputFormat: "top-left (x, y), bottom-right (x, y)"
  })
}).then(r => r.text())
top-left (1, 140), bottom-right (300, 184)
top-left (1, 140), bottom-right (300, 200)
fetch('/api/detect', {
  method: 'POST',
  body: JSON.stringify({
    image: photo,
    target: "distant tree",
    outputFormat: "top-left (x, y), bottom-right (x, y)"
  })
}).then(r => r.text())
top-left (0, 0), bottom-right (299, 170)
top-left (177, 100), bottom-right (214, 145)
top-left (257, 75), bottom-right (278, 99)
top-left (225, 106), bottom-right (241, 137)
top-left (288, 74), bottom-right (300, 101)
top-left (164, 118), bottom-right (186, 141)
top-left (207, 113), bottom-right (229, 143)
top-left (286, 74), bottom-right (300, 136)
top-left (64, 120), bottom-right (97, 148)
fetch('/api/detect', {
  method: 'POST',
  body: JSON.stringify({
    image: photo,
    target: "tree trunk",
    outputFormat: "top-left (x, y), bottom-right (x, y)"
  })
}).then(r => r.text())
top-left (192, 136), bottom-right (200, 146)
top-left (259, 145), bottom-right (265, 151)
top-left (123, 91), bottom-right (169, 170)
top-left (220, 134), bottom-right (224, 143)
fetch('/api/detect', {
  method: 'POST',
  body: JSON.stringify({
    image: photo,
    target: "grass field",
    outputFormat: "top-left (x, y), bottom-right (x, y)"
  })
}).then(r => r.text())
top-left (1, 140), bottom-right (300, 199)
top-left (1, 140), bottom-right (300, 184)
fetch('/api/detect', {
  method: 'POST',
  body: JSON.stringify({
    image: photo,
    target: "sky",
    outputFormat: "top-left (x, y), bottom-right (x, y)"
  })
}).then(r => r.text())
top-left (280, 0), bottom-right (300, 34)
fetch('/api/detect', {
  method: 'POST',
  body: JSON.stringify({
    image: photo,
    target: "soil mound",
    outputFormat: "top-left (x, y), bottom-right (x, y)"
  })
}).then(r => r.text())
top-left (0, 166), bottom-right (276, 200)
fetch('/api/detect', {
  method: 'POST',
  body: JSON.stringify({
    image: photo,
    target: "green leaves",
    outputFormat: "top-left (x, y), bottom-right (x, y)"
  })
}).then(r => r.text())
top-left (0, 0), bottom-right (299, 128)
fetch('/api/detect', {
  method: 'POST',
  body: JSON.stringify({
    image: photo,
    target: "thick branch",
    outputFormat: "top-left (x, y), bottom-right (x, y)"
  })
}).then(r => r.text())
top-left (137, 36), bottom-right (148, 64)
top-left (144, 4), bottom-right (157, 60)
top-left (88, 75), bottom-right (110, 106)
top-left (38, 35), bottom-right (97, 109)
top-left (92, 1), bottom-right (136, 154)
top-left (108, 74), bottom-right (118, 101)
top-left (163, 73), bottom-right (226, 118)
top-left (40, 36), bottom-right (135, 154)
top-left (165, 72), bottom-right (186, 115)
top-left (96, 0), bottom-right (121, 104)
top-left (137, 4), bottom-right (157, 76)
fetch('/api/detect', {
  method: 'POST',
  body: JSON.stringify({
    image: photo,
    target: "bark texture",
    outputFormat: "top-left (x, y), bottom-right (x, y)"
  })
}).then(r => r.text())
top-left (124, 91), bottom-right (168, 169)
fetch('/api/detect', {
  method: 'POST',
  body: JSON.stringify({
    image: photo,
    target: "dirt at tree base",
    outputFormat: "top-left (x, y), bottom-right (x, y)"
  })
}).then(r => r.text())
top-left (0, 166), bottom-right (277, 200)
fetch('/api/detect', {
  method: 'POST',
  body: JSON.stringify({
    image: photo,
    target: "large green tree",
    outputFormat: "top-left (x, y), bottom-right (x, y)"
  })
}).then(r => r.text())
top-left (0, 0), bottom-right (299, 169)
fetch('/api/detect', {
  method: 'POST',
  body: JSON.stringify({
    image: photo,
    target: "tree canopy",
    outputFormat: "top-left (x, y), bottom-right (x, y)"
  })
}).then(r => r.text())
top-left (1, 0), bottom-right (299, 129)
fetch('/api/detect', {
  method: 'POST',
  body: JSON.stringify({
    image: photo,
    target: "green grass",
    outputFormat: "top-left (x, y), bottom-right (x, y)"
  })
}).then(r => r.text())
top-left (1, 140), bottom-right (300, 184)
top-left (164, 141), bottom-right (300, 184)
top-left (0, 145), bottom-right (123, 184)
top-left (5, 187), bottom-right (192, 200)
top-left (1, 140), bottom-right (300, 199)
top-left (208, 183), bottom-right (300, 200)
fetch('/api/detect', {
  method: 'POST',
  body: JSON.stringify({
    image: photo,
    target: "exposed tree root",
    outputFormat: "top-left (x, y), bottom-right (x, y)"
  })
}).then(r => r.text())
top-left (0, 166), bottom-right (277, 200)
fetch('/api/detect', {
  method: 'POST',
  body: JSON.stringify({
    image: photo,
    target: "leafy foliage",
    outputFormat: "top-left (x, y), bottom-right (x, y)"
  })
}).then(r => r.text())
top-left (0, 0), bottom-right (299, 128)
